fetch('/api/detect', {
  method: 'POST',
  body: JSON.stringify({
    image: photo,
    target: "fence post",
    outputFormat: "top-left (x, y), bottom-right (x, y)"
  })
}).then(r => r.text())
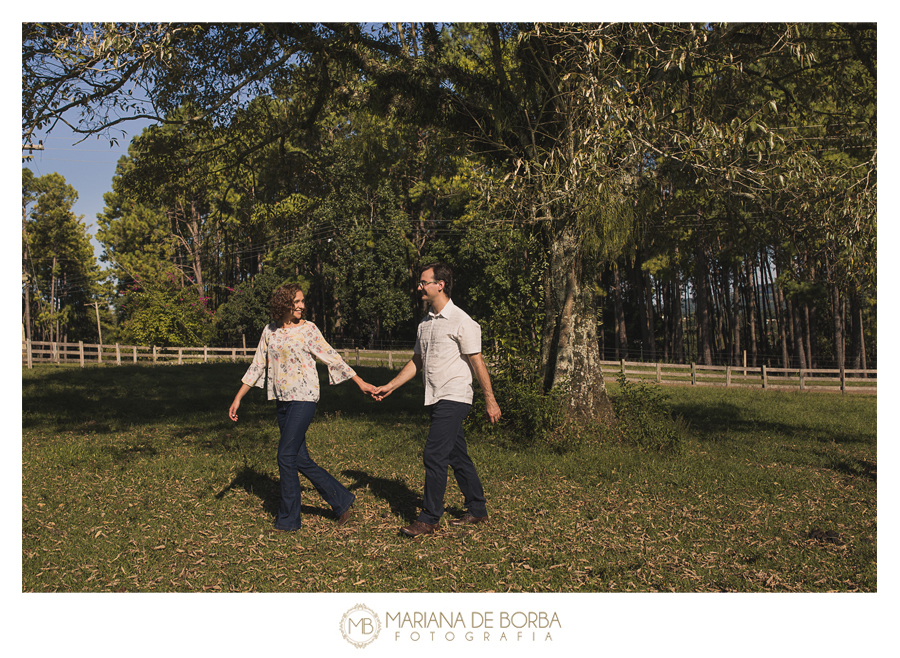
top-left (204, 346), bottom-right (208, 363)
top-left (726, 365), bottom-right (731, 387)
top-left (79, 341), bottom-right (84, 368)
top-left (762, 365), bottom-right (768, 389)
top-left (26, 339), bottom-right (33, 369)
top-left (115, 343), bottom-right (121, 365)
top-left (799, 368), bottom-right (805, 391)
top-left (133, 346), bottom-right (137, 363)
top-left (231, 348), bottom-right (236, 363)
top-left (153, 346), bottom-right (157, 363)
top-left (691, 362), bottom-right (696, 386)
top-left (178, 347), bottom-right (183, 365)
top-left (389, 350), bottom-right (393, 369)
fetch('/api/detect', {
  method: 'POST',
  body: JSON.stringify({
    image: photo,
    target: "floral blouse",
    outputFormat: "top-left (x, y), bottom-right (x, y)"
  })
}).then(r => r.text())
top-left (241, 321), bottom-right (356, 402)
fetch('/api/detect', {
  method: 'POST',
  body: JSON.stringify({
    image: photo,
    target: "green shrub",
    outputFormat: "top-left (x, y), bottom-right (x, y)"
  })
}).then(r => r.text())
top-left (609, 370), bottom-right (687, 453)
top-left (468, 362), bottom-right (570, 451)
top-left (120, 276), bottom-right (216, 347)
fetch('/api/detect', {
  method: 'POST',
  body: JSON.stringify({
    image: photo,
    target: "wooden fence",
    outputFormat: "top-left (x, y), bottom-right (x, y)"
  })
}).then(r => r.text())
top-left (22, 340), bottom-right (875, 394)
top-left (21, 340), bottom-right (414, 371)
top-left (607, 359), bottom-right (876, 395)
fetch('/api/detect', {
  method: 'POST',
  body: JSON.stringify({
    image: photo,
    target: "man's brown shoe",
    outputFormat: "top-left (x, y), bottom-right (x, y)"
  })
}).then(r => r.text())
top-left (400, 520), bottom-right (438, 537)
top-left (449, 514), bottom-right (488, 526)
top-left (337, 507), bottom-right (353, 527)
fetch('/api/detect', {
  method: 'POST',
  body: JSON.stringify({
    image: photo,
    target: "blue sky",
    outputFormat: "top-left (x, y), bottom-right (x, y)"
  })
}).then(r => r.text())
top-left (23, 117), bottom-right (157, 263)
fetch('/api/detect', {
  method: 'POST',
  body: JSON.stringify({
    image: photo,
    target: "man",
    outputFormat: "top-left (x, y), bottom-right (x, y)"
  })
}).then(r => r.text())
top-left (373, 262), bottom-right (501, 537)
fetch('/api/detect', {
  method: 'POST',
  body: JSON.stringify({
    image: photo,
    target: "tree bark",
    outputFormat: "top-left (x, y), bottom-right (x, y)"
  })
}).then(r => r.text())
top-left (612, 262), bottom-right (627, 360)
top-left (831, 282), bottom-right (845, 369)
top-left (541, 223), bottom-right (615, 424)
top-left (731, 263), bottom-right (741, 367)
top-left (758, 248), bottom-right (773, 358)
top-left (694, 249), bottom-right (714, 365)
top-left (673, 272), bottom-right (685, 363)
top-left (49, 256), bottom-right (57, 343)
top-left (850, 285), bottom-right (865, 372)
top-left (744, 256), bottom-right (758, 367)
top-left (773, 283), bottom-right (790, 369)
top-left (633, 258), bottom-right (650, 360)
top-left (644, 267), bottom-right (657, 362)
top-left (789, 296), bottom-right (807, 370)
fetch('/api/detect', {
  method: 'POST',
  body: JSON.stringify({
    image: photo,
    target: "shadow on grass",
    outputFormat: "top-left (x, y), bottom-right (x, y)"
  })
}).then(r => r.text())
top-left (216, 465), bottom-right (281, 516)
top-left (215, 464), bottom-right (353, 522)
top-left (342, 469), bottom-right (422, 523)
top-left (668, 399), bottom-right (872, 446)
top-left (22, 362), bottom-right (421, 432)
top-left (101, 443), bottom-right (159, 463)
top-left (825, 455), bottom-right (877, 482)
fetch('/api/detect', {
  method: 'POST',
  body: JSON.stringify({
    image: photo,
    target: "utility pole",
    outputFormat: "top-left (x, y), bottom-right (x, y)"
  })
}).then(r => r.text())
top-left (22, 198), bottom-right (31, 343)
top-left (22, 141), bottom-right (44, 161)
top-left (91, 301), bottom-right (103, 345)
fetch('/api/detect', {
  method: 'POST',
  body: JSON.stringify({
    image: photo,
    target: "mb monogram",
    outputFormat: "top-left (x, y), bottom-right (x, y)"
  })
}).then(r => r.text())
top-left (340, 604), bottom-right (382, 648)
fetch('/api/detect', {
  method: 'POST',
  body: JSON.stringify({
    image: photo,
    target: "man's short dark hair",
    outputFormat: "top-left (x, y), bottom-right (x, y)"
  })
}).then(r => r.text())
top-left (421, 262), bottom-right (453, 298)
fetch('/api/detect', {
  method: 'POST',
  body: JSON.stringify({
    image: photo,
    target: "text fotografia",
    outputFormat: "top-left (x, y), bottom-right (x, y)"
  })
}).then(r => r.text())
top-left (386, 611), bottom-right (561, 642)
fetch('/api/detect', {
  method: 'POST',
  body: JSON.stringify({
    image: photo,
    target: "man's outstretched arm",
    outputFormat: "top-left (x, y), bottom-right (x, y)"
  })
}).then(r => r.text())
top-left (372, 354), bottom-right (422, 400)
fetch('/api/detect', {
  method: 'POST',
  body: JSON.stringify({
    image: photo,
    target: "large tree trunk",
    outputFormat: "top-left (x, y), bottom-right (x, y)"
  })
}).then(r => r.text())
top-left (541, 223), bottom-right (615, 424)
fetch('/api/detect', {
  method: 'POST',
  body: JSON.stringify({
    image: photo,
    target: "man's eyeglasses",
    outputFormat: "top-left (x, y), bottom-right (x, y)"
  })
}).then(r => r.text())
top-left (418, 280), bottom-right (439, 288)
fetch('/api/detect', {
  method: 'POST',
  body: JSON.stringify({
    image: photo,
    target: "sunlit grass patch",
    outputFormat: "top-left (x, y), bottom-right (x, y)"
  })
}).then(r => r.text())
top-left (23, 363), bottom-right (875, 592)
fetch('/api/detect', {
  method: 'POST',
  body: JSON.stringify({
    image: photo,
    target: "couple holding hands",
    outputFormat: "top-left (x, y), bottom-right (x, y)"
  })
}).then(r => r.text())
top-left (228, 263), bottom-right (501, 537)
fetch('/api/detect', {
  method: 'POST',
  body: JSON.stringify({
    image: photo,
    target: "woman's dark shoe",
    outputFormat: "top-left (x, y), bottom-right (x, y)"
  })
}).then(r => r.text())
top-left (337, 507), bottom-right (353, 526)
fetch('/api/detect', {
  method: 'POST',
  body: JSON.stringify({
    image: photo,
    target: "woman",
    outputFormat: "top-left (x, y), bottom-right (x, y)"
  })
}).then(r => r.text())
top-left (229, 283), bottom-right (375, 532)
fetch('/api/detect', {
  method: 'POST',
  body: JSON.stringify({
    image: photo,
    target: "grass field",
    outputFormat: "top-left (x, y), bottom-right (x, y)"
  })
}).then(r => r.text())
top-left (22, 362), bottom-right (876, 592)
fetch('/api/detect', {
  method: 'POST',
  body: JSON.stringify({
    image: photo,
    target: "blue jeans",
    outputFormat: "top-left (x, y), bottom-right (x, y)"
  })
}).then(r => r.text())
top-left (274, 401), bottom-right (355, 531)
top-left (419, 400), bottom-right (487, 525)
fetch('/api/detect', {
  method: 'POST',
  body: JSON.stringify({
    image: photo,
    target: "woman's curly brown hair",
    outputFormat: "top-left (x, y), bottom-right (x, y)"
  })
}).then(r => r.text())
top-left (269, 283), bottom-right (304, 322)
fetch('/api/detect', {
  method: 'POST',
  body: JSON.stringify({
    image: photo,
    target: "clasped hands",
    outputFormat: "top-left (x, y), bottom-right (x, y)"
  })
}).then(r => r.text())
top-left (357, 380), bottom-right (392, 402)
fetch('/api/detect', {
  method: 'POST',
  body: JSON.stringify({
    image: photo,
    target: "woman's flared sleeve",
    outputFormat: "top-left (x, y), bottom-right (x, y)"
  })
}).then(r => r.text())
top-left (241, 324), bottom-right (272, 389)
top-left (304, 323), bottom-right (356, 385)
